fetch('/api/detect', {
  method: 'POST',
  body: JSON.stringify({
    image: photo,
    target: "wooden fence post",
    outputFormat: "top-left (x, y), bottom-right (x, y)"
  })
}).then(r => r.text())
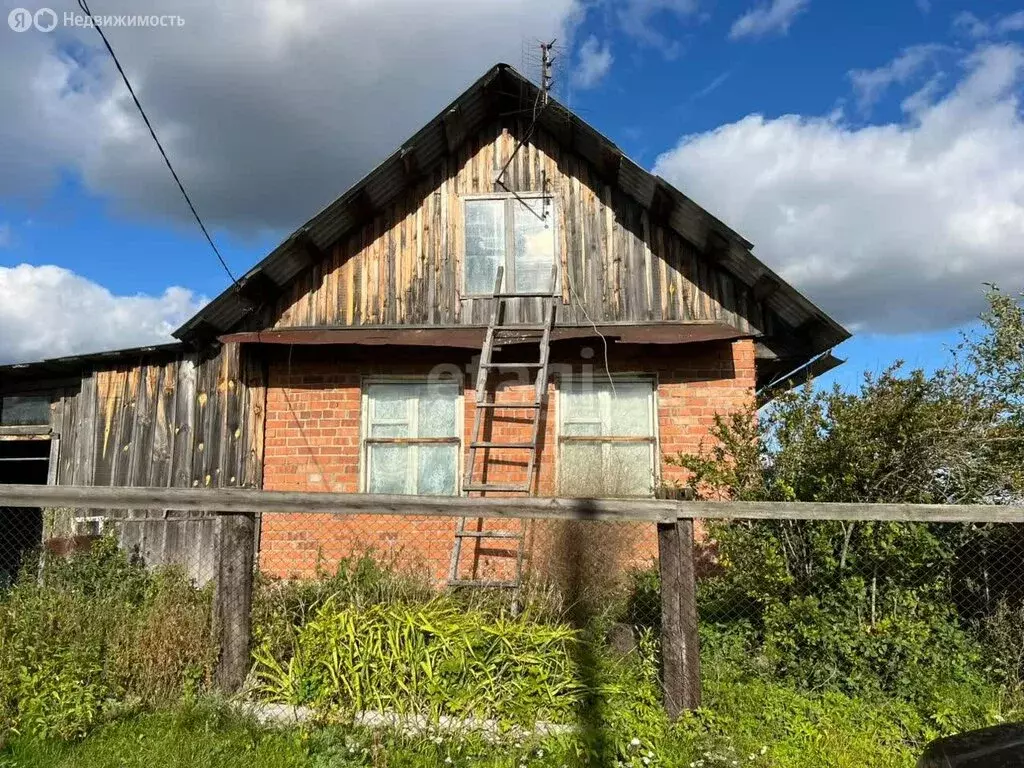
top-left (658, 518), bottom-right (700, 717)
top-left (214, 512), bottom-right (255, 694)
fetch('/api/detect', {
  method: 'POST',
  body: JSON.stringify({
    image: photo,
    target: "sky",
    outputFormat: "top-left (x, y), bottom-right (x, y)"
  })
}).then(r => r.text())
top-left (1, 0), bottom-right (1023, 391)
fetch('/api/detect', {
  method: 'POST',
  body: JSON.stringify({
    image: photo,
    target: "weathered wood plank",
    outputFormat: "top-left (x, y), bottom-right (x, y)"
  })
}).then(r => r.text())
top-left (151, 360), bottom-right (175, 487)
top-left (171, 355), bottom-right (197, 487)
top-left (214, 510), bottom-right (255, 693)
top-left (1, 486), bottom-right (1022, 524)
top-left (218, 344), bottom-right (242, 488)
top-left (57, 390), bottom-right (78, 485)
top-left (658, 519), bottom-right (700, 717)
top-left (77, 374), bottom-right (98, 486)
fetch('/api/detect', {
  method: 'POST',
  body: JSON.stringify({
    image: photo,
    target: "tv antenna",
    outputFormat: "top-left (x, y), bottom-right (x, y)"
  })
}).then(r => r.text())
top-left (495, 39), bottom-right (557, 212)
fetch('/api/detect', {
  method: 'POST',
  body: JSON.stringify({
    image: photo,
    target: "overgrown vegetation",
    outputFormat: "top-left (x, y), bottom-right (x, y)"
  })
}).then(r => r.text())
top-left (664, 287), bottom-right (1024, 725)
top-left (252, 597), bottom-right (582, 724)
top-left (0, 539), bottom-right (215, 741)
top-left (0, 538), bottom-right (1015, 766)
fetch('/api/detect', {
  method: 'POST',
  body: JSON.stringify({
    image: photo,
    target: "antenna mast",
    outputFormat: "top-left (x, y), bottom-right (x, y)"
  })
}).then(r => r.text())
top-left (540, 39), bottom-right (556, 107)
top-left (495, 39), bottom-right (558, 206)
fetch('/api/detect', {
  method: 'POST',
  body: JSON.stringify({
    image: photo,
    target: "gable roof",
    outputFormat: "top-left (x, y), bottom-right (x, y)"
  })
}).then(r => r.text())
top-left (173, 63), bottom-right (849, 371)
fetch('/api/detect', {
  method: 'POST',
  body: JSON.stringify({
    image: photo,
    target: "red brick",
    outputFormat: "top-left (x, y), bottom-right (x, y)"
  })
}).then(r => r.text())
top-left (259, 340), bottom-right (756, 582)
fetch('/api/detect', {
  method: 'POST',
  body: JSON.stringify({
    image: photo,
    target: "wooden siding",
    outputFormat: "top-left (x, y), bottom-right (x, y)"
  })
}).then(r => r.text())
top-left (51, 343), bottom-right (266, 581)
top-left (270, 121), bottom-right (769, 334)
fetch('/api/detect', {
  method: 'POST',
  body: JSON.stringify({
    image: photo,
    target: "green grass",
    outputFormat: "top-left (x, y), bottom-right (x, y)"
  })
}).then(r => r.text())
top-left (4, 669), bottom-right (1007, 768)
top-left (0, 704), bottom-right (581, 768)
top-left (0, 707), bottom-right (308, 768)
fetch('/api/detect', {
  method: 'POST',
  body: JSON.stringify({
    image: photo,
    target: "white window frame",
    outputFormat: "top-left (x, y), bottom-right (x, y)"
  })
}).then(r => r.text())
top-left (461, 193), bottom-right (559, 297)
top-left (359, 376), bottom-right (464, 496)
top-left (555, 374), bottom-right (660, 498)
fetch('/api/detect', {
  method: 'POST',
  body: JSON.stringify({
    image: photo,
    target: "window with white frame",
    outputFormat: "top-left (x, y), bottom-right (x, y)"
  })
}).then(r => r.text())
top-left (558, 378), bottom-right (657, 497)
top-left (463, 196), bottom-right (556, 295)
top-left (362, 380), bottom-right (460, 495)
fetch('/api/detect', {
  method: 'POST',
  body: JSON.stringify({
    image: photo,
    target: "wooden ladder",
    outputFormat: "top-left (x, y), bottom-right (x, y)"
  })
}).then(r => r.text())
top-left (447, 265), bottom-right (559, 587)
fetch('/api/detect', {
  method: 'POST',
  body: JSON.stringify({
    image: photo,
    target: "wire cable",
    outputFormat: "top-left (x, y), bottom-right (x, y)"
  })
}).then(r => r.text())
top-left (77, 0), bottom-right (240, 288)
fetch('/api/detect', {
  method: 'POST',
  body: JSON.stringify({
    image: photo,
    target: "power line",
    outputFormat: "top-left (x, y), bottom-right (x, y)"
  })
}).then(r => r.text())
top-left (76, 0), bottom-right (240, 288)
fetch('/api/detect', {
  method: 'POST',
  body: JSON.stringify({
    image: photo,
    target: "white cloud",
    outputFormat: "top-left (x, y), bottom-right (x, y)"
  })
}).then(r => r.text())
top-left (849, 45), bottom-right (945, 111)
top-left (572, 36), bottom-right (613, 89)
top-left (653, 44), bottom-right (1024, 333)
top-left (0, 264), bottom-right (206, 363)
top-left (729, 0), bottom-right (810, 40)
top-left (616, 0), bottom-right (701, 56)
top-left (916, 0), bottom-right (931, 14)
top-left (0, 0), bottom-right (582, 234)
top-left (1003, 12), bottom-right (1024, 34)
top-left (954, 10), bottom-right (1024, 39)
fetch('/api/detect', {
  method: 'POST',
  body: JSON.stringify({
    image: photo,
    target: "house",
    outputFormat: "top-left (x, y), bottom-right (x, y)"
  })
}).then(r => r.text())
top-left (0, 64), bottom-right (849, 587)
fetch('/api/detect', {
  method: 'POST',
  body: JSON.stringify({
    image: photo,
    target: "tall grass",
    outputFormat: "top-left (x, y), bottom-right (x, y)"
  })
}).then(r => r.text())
top-left (252, 596), bottom-right (583, 725)
top-left (0, 539), bottom-right (215, 740)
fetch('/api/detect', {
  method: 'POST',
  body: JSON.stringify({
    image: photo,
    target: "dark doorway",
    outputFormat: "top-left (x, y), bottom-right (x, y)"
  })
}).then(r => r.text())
top-left (0, 439), bottom-right (49, 586)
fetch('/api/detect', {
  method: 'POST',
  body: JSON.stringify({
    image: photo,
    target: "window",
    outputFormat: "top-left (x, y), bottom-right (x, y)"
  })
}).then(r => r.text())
top-left (0, 395), bottom-right (50, 427)
top-left (558, 378), bottom-right (657, 497)
top-left (464, 196), bottom-right (556, 295)
top-left (363, 380), bottom-right (460, 495)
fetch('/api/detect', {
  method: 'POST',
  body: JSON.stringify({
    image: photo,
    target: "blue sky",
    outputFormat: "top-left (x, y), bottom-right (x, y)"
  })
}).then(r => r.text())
top-left (1, 0), bottom-right (1022, 388)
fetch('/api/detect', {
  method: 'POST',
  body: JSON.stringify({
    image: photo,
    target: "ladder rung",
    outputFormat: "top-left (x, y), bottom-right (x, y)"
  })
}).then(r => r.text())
top-left (494, 334), bottom-right (544, 342)
top-left (464, 483), bottom-right (531, 492)
top-left (475, 402), bottom-right (541, 410)
top-left (454, 531), bottom-right (524, 540)
top-left (470, 441), bottom-right (535, 449)
top-left (481, 362), bottom-right (542, 369)
top-left (448, 579), bottom-right (520, 588)
top-left (494, 324), bottom-right (546, 331)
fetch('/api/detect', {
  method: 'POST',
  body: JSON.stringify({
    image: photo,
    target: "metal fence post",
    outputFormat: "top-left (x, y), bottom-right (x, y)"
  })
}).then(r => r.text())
top-left (658, 517), bottom-right (700, 717)
top-left (214, 511), bottom-right (255, 694)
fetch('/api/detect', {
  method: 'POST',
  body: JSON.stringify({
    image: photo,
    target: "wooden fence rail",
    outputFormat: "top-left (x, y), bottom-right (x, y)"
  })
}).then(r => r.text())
top-left (1, 484), bottom-right (1021, 712)
top-left (0, 484), bottom-right (1021, 523)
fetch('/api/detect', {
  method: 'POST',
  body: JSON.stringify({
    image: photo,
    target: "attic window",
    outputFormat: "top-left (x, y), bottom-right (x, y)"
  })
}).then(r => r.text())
top-left (0, 395), bottom-right (50, 427)
top-left (463, 196), bottom-right (556, 295)
top-left (362, 380), bottom-right (460, 496)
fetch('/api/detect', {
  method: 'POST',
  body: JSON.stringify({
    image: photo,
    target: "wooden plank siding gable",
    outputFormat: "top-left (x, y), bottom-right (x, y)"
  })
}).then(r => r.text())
top-left (267, 121), bottom-right (772, 336)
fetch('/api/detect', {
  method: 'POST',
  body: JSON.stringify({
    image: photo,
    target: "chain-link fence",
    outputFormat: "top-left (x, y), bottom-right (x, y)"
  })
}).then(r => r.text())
top-left (2, 490), bottom-right (1024, 761)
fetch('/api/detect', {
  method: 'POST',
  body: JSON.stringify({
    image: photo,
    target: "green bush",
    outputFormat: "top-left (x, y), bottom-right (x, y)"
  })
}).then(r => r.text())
top-left (625, 557), bottom-right (996, 721)
top-left (760, 586), bottom-right (987, 704)
top-left (0, 539), bottom-right (214, 740)
top-left (983, 599), bottom-right (1024, 689)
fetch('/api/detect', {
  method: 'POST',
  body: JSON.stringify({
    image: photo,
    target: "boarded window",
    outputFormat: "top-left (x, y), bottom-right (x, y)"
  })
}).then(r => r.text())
top-left (363, 381), bottom-right (460, 495)
top-left (559, 379), bottom-right (656, 497)
top-left (0, 395), bottom-right (50, 427)
top-left (464, 196), bottom-right (556, 294)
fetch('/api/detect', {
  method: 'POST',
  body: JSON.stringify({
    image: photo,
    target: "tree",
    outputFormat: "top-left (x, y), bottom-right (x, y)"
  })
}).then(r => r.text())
top-left (669, 288), bottom-right (1024, 699)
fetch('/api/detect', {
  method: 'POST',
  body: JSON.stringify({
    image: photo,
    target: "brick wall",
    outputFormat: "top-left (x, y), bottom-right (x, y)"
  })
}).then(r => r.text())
top-left (259, 339), bottom-right (755, 586)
